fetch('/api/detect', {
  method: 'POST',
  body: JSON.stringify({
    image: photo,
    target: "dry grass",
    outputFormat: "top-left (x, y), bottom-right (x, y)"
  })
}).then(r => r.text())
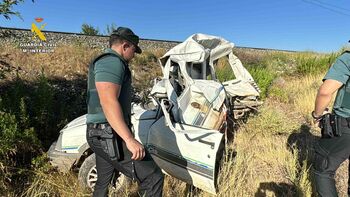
top-left (22, 167), bottom-right (141, 197)
top-left (269, 73), bottom-right (335, 124)
top-left (23, 171), bottom-right (90, 197)
top-left (0, 44), bottom-right (99, 82)
top-left (203, 101), bottom-right (313, 197)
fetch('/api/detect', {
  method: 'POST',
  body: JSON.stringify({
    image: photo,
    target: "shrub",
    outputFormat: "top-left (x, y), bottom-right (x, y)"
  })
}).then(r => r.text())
top-left (0, 111), bottom-right (40, 193)
top-left (216, 58), bottom-right (236, 82)
top-left (215, 54), bottom-right (277, 99)
top-left (295, 52), bottom-right (338, 75)
top-left (30, 70), bottom-right (55, 147)
top-left (246, 65), bottom-right (276, 99)
top-left (81, 23), bottom-right (100, 36)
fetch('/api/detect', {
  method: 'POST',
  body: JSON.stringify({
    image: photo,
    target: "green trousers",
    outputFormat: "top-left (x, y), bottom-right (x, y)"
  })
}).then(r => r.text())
top-left (314, 119), bottom-right (350, 197)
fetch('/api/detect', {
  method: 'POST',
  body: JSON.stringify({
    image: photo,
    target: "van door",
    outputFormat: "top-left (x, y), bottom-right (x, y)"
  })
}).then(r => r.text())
top-left (146, 101), bottom-right (224, 195)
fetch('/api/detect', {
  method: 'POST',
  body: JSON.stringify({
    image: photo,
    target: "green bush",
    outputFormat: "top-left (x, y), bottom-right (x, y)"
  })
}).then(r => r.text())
top-left (0, 70), bottom-right (87, 148)
top-left (216, 63), bottom-right (236, 82)
top-left (0, 111), bottom-right (40, 156)
top-left (30, 71), bottom-right (55, 147)
top-left (0, 111), bottom-right (41, 193)
top-left (296, 53), bottom-right (338, 75)
top-left (215, 59), bottom-right (276, 99)
top-left (0, 69), bottom-right (87, 193)
top-left (246, 65), bottom-right (276, 99)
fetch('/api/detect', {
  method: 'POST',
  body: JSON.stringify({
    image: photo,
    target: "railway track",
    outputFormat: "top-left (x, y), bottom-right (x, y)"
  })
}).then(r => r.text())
top-left (0, 26), bottom-right (297, 53)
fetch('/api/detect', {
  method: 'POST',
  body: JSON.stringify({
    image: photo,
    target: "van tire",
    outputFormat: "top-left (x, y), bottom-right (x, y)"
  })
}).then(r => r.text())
top-left (78, 153), bottom-right (128, 191)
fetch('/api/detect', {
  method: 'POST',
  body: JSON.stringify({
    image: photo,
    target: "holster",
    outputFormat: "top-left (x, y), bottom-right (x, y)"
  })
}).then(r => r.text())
top-left (88, 124), bottom-right (121, 161)
top-left (320, 113), bottom-right (340, 138)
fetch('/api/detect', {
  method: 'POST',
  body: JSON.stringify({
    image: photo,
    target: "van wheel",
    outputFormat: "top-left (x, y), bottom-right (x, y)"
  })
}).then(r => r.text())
top-left (78, 153), bottom-right (128, 191)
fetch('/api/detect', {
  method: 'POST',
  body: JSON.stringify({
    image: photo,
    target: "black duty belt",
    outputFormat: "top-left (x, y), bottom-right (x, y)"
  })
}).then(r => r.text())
top-left (87, 123), bottom-right (109, 129)
top-left (87, 122), bottom-right (132, 130)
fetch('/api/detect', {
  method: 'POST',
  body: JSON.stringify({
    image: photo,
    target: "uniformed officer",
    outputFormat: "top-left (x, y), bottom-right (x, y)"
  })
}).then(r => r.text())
top-left (86, 27), bottom-right (164, 197)
top-left (312, 48), bottom-right (350, 196)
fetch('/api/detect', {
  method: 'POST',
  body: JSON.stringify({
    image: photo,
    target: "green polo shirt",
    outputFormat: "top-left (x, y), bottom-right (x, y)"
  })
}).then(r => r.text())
top-left (323, 52), bottom-right (350, 118)
top-left (86, 48), bottom-right (132, 124)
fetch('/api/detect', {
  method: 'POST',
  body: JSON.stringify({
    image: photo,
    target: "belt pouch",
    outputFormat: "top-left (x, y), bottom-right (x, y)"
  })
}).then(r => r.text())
top-left (333, 115), bottom-right (342, 137)
top-left (321, 113), bottom-right (335, 138)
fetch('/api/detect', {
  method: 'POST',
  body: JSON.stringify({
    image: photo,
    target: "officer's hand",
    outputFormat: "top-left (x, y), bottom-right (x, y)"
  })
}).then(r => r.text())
top-left (125, 138), bottom-right (145, 160)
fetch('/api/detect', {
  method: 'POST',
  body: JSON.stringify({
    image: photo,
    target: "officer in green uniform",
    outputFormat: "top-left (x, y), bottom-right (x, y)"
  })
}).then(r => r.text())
top-left (312, 49), bottom-right (350, 197)
top-left (86, 27), bottom-right (164, 197)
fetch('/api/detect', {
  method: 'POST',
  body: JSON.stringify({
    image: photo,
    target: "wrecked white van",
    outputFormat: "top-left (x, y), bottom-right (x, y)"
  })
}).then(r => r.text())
top-left (48, 34), bottom-right (261, 194)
